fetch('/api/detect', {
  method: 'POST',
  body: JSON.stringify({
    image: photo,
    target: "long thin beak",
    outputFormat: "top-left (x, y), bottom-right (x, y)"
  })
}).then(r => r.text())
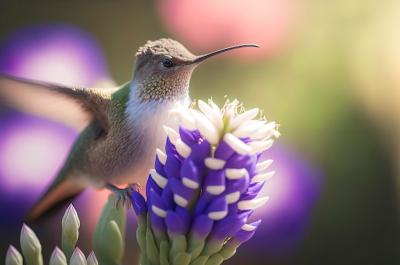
top-left (189, 44), bottom-right (259, 64)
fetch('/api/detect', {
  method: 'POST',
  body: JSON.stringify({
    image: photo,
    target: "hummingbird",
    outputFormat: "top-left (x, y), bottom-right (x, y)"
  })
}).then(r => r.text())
top-left (0, 38), bottom-right (258, 221)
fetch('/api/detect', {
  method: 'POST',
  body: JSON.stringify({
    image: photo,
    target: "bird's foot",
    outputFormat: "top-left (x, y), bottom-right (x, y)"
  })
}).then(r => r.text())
top-left (105, 183), bottom-right (141, 209)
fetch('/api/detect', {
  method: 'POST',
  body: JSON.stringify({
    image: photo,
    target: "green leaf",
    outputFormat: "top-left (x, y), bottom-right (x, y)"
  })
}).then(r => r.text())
top-left (190, 256), bottom-right (209, 265)
top-left (169, 235), bottom-right (187, 261)
top-left (172, 252), bottom-right (191, 265)
top-left (93, 194), bottom-right (126, 265)
top-left (204, 254), bottom-right (223, 265)
top-left (159, 241), bottom-right (170, 265)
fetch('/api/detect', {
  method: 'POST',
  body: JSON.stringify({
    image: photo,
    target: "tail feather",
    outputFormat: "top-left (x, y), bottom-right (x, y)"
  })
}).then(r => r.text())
top-left (27, 177), bottom-right (85, 222)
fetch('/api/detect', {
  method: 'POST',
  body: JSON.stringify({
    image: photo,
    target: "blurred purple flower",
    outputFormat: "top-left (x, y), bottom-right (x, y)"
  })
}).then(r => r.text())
top-left (0, 24), bottom-right (110, 86)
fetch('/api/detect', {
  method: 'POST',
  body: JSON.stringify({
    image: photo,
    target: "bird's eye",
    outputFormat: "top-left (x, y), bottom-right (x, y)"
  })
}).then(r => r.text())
top-left (162, 58), bottom-right (174, 68)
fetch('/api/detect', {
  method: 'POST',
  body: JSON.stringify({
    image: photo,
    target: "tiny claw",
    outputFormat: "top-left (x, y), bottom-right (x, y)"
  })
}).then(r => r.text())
top-left (107, 182), bottom-right (141, 209)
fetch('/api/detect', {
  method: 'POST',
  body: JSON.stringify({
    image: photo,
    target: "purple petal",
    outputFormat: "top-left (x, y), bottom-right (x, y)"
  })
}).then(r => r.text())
top-left (211, 212), bottom-right (249, 240)
top-left (165, 138), bottom-right (177, 156)
top-left (188, 139), bottom-right (210, 165)
top-left (161, 185), bottom-right (174, 209)
top-left (150, 211), bottom-right (166, 232)
top-left (224, 174), bottom-right (250, 194)
top-left (166, 210), bottom-right (188, 236)
top-left (231, 220), bottom-right (262, 245)
top-left (206, 196), bottom-right (228, 220)
top-left (226, 154), bottom-right (257, 170)
top-left (131, 190), bottom-right (147, 216)
top-left (204, 170), bottom-right (225, 195)
top-left (155, 156), bottom-right (166, 175)
top-left (194, 192), bottom-right (214, 216)
top-left (247, 181), bottom-right (265, 194)
top-left (164, 154), bottom-right (182, 179)
top-left (214, 140), bottom-right (235, 160)
top-left (146, 177), bottom-right (162, 208)
top-left (150, 189), bottom-right (168, 210)
top-left (179, 126), bottom-right (197, 146)
top-left (191, 214), bottom-right (214, 238)
top-left (180, 158), bottom-right (201, 188)
top-left (169, 178), bottom-right (195, 207)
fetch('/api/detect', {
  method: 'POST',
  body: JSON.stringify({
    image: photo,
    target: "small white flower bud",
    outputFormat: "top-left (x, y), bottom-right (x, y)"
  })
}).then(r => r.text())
top-left (6, 245), bottom-right (23, 265)
top-left (62, 204), bottom-right (80, 234)
top-left (70, 248), bottom-right (87, 265)
top-left (49, 247), bottom-right (67, 265)
top-left (20, 224), bottom-right (43, 265)
top-left (86, 252), bottom-right (98, 265)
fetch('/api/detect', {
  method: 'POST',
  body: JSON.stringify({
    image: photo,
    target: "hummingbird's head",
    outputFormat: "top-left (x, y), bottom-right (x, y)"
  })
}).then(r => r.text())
top-left (133, 38), bottom-right (259, 101)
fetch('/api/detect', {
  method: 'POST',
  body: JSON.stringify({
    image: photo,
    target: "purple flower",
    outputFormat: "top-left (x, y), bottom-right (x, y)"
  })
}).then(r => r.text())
top-left (131, 99), bottom-right (280, 265)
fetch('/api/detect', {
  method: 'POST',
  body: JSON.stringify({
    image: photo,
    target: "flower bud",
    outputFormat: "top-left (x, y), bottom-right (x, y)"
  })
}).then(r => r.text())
top-left (86, 252), bottom-right (98, 265)
top-left (49, 247), bottom-right (67, 265)
top-left (62, 204), bottom-right (80, 259)
top-left (5, 245), bottom-right (23, 265)
top-left (69, 248), bottom-right (86, 265)
top-left (20, 224), bottom-right (43, 265)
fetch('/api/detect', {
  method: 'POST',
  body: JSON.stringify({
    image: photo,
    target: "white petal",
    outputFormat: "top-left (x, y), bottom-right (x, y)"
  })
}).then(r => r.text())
top-left (256, 159), bottom-right (273, 172)
top-left (150, 169), bottom-right (168, 188)
top-left (225, 168), bottom-right (248, 180)
top-left (156, 148), bottom-right (167, 165)
top-left (271, 129), bottom-right (281, 138)
top-left (204, 157), bottom-right (226, 170)
top-left (191, 109), bottom-right (220, 145)
top-left (238, 197), bottom-right (269, 211)
top-left (209, 101), bottom-right (221, 114)
top-left (182, 177), bottom-right (199, 189)
top-left (230, 108), bottom-right (259, 129)
top-left (198, 100), bottom-right (223, 130)
top-left (169, 109), bottom-right (196, 130)
top-left (163, 126), bottom-right (179, 145)
top-left (251, 122), bottom-right (276, 139)
top-left (223, 133), bottom-right (252, 155)
top-left (174, 194), bottom-right (189, 207)
top-left (226, 191), bottom-right (241, 204)
top-left (233, 120), bottom-right (266, 138)
top-left (241, 223), bottom-right (258, 232)
top-left (206, 185), bottom-right (225, 195)
top-left (208, 210), bottom-right (228, 220)
top-left (176, 139), bottom-right (191, 158)
top-left (251, 171), bottom-right (275, 183)
top-left (152, 205), bottom-right (167, 218)
top-left (249, 139), bottom-right (274, 154)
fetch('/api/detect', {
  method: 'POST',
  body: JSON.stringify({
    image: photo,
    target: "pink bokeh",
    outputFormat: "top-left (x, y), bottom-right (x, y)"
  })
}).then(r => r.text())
top-left (157, 0), bottom-right (297, 59)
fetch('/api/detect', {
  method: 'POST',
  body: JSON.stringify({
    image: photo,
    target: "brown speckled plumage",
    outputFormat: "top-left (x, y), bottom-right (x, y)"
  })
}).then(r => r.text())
top-left (134, 38), bottom-right (196, 101)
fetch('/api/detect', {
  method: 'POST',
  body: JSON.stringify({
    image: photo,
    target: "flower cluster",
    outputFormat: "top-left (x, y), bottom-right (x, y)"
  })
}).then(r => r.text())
top-left (131, 99), bottom-right (280, 265)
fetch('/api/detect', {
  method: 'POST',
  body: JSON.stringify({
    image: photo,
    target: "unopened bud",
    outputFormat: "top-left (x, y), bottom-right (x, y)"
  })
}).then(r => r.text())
top-left (5, 245), bottom-right (23, 265)
top-left (62, 204), bottom-right (80, 259)
top-left (70, 248), bottom-right (87, 265)
top-left (86, 252), bottom-right (98, 265)
top-left (20, 224), bottom-right (43, 265)
top-left (49, 247), bottom-right (67, 265)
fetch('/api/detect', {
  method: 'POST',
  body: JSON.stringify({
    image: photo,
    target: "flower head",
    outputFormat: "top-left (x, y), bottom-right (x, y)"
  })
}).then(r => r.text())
top-left (131, 99), bottom-right (279, 264)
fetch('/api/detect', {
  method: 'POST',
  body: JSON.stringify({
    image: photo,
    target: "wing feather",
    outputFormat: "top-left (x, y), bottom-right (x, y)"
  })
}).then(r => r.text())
top-left (0, 73), bottom-right (112, 131)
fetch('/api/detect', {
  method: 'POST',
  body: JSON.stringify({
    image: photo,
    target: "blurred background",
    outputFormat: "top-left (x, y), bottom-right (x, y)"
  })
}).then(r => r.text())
top-left (0, 1), bottom-right (399, 264)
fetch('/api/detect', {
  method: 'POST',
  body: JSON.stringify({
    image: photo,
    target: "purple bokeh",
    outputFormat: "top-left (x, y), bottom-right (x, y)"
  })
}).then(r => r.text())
top-left (0, 24), bottom-right (110, 86)
top-left (248, 143), bottom-right (322, 256)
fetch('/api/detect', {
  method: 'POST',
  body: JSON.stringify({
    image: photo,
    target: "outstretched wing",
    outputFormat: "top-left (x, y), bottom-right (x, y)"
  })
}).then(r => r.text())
top-left (0, 73), bottom-right (113, 131)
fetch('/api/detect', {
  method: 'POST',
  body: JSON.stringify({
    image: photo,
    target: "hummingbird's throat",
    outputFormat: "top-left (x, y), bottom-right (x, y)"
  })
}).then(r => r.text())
top-left (138, 70), bottom-right (192, 101)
